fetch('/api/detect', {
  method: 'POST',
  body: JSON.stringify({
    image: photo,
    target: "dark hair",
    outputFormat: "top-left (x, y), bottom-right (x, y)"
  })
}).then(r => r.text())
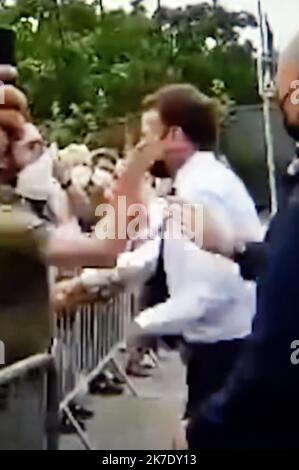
top-left (142, 84), bottom-right (219, 150)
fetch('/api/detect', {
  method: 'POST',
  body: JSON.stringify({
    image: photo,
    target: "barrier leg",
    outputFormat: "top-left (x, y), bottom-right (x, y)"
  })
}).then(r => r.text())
top-left (108, 356), bottom-right (139, 397)
top-left (147, 349), bottom-right (160, 368)
top-left (62, 404), bottom-right (95, 450)
top-left (46, 361), bottom-right (59, 450)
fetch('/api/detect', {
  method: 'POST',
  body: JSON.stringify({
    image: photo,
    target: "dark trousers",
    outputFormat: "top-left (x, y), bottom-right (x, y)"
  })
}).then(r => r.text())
top-left (185, 339), bottom-right (244, 418)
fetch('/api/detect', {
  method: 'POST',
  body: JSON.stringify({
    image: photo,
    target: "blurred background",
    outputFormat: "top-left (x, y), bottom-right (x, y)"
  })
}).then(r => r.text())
top-left (0, 0), bottom-right (295, 208)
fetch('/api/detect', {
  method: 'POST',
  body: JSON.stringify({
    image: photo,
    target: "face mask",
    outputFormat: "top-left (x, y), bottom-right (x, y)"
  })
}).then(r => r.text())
top-left (91, 168), bottom-right (112, 188)
top-left (16, 149), bottom-right (53, 201)
top-left (70, 165), bottom-right (92, 189)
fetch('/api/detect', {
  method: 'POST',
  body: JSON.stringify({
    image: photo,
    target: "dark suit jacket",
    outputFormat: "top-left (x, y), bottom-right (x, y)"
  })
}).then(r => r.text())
top-left (188, 204), bottom-right (299, 450)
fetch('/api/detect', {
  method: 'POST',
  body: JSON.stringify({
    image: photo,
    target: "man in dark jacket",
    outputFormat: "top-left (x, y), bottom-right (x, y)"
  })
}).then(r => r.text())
top-left (187, 30), bottom-right (299, 450)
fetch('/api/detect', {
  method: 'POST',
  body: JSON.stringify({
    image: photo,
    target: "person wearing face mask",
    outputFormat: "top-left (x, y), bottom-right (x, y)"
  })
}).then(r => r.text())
top-left (13, 124), bottom-right (56, 221)
top-left (0, 78), bottom-right (53, 367)
top-left (0, 76), bottom-right (122, 268)
top-left (185, 30), bottom-right (299, 450)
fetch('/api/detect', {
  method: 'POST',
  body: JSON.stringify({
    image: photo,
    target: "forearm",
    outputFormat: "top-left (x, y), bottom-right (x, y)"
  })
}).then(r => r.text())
top-left (135, 273), bottom-right (252, 337)
top-left (48, 153), bottom-right (154, 269)
top-left (135, 293), bottom-right (205, 335)
top-left (117, 239), bottom-right (160, 286)
top-left (47, 233), bottom-right (122, 268)
top-left (202, 206), bottom-right (235, 257)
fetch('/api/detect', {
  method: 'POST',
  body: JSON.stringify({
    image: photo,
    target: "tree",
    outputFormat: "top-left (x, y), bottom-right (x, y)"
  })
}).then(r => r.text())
top-left (0, 0), bottom-right (259, 147)
top-left (155, 3), bottom-right (258, 104)
top-left (131, 0), bottom-right (146, 15)
top-left (98, 0), bottom-right (104, 15)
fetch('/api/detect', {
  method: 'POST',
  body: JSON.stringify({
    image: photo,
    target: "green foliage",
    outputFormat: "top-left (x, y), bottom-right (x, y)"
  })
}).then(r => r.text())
top-left (0, 0), bottom-right (259, 147)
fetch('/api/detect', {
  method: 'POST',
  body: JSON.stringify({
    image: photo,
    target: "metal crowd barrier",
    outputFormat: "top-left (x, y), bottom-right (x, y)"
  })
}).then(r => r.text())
top-left (0, 354), bottom-right (59, 450)
top-left (52, 264), bottom-right (145, 449)
top-left (0, 264), bottom-right (147, 450)
top-left (54, 290), bottom-right (138, 409)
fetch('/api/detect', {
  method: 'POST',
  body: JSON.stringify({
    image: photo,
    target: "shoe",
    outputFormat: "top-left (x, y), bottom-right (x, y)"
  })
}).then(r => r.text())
top-left (112, 374), bottom-right (126, 385)
top-left (126, 363), bottom-right (151, 378)
top-left (59, 413), bottom-right (86, 435)
top-left (69, 402), bottom-right (94, 420)
top-left (140, 353), bottom-right (156, 369)
top-left (93, 372), bottom-right (106, 382)
top-left (89, 378), bottom-right (124, 396)
top-left (105, 369), bottom-right (126, 385)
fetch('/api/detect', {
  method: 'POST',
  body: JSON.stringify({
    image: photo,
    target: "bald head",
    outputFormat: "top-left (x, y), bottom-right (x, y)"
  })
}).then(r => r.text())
top-left (280, 31), bottom-right (299, 68)
top-left (277, 30), bottom-right (299, 140)
top-left (278, 31), bottom-right (299, 90)
top-left (277, 31), bottom-right (299, 100)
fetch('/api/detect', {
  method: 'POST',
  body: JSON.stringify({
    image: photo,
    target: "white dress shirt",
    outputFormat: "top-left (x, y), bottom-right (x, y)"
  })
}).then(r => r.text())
top-left (134, 151), bottom-right (263, 343)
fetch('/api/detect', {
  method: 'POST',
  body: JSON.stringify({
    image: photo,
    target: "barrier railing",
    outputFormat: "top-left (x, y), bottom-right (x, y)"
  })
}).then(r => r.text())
top-left (0, 354), bottom-right (59, 450)
top-left (53, 265), bottom-right (148, 449)
top-left (0, 263), bottom-right (149, 450)
top-left (54, 290), bottom-right (138, 404)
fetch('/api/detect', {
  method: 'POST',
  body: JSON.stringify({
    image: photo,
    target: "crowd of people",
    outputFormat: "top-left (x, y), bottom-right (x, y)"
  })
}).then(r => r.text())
top-left (1, 27), bottom-right (299, 449)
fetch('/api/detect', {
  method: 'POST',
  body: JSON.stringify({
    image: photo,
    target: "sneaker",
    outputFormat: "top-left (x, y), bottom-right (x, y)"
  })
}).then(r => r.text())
top-left (105, 369), bottom-right (126, 385)
top-left (126, 362), bottom-right (152, 378)
top-left (112, 374), bottom-right (126, 385)
top-left (69, 402), bottom-right (94, 420)
top-left (59, 414), bottom-right (86, 435)
top-left (140, 353), bottom-right (156, 369)
top-left (89, 378), bottom-right (124, 396)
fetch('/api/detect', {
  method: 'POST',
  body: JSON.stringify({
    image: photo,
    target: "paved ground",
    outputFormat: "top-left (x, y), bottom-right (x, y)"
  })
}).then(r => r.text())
top-left (60, 350), bottom-right (186, 450)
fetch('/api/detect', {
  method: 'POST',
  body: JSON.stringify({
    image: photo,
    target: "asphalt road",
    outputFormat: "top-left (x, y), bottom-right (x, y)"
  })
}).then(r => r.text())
top-left (60, 350), bottom-right (186, 451)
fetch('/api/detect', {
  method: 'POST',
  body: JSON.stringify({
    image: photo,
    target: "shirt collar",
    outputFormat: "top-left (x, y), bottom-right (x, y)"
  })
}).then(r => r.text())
top-left (174, 151), bottom-right (216, 187)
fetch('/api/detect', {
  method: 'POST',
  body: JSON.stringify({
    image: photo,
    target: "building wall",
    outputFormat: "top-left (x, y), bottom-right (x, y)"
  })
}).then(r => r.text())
top-left (220, 104), bottom-right (295, 209)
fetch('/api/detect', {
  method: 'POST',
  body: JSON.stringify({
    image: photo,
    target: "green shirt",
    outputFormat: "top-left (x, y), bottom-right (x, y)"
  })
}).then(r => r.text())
top-left (0, 186), bottom-right (52, 366)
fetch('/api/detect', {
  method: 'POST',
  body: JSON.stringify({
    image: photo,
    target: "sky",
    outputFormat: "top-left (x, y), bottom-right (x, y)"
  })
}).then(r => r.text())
top-left (105, 0), bottom-right (299, 51)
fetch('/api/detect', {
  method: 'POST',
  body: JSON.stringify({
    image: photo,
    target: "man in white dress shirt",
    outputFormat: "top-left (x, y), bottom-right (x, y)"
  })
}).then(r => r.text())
top-left (116, 84), bottom-right (262, 418)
